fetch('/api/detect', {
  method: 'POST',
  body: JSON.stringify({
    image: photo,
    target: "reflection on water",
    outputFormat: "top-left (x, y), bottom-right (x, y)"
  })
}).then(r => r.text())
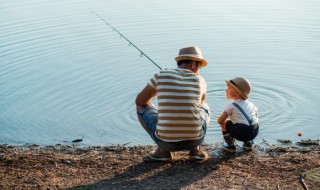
top-left (0, 0), bottom-right (319, 146)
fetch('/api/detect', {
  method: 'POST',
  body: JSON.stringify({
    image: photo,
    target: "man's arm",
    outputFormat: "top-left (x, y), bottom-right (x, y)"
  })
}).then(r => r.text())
top-left (135, 84), bottom-right (157, 107)
top-left (201, 93), bottom-right (207, 104)
top-left (199, 76), bottom-right (207, 104)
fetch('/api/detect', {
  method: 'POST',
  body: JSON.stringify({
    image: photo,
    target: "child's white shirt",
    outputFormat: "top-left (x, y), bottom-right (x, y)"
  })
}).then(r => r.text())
top-left (224, 99), bottom-right (259, 125)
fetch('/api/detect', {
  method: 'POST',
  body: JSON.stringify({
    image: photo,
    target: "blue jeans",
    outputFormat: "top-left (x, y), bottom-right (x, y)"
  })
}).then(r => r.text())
top-left (137, 104), bottom-right (210, 152)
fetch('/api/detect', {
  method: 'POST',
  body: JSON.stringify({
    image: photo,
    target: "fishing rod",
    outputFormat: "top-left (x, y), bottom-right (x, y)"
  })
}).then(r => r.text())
top-left (90, 10), bottom-right (162, 70)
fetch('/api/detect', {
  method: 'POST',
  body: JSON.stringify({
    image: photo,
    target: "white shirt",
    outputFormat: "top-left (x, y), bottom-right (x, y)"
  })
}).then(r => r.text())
top-left (224, 99), bottom-right (259, 125)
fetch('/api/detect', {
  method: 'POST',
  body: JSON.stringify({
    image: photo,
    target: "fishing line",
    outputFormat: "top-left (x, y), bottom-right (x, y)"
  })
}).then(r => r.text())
top-left (90, 9), bottom-right (162, 70)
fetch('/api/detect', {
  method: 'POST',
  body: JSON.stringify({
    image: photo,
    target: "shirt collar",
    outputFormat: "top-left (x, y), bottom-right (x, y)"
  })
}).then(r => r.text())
top-left (176, 67), bottom-right (194, 74)
top-left (234, 99), bottom-right (247, 103)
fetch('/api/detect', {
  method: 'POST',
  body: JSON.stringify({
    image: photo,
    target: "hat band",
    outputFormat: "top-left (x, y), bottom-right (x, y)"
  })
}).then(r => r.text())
top-left (177, 54), bottom-right (203, 59)
top-left (229, 80), bottom-right (240, 88)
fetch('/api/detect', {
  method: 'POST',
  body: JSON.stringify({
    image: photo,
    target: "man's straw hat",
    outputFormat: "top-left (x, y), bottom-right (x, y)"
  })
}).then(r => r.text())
top-left (175, 46), bottom-right (207, 67)
top-left (226, 77), bottom-right (251, 100)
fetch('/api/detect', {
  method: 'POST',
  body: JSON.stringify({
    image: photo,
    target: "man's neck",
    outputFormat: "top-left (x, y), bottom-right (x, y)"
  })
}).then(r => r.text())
top-left (178, 65), bottom-right (189, 69)
top-left (178, 65), bottom-right (197, 74)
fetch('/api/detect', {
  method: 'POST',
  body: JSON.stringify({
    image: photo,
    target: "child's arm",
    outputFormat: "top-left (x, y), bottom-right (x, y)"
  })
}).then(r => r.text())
top-left (217, 111), bottom-right (229, 132)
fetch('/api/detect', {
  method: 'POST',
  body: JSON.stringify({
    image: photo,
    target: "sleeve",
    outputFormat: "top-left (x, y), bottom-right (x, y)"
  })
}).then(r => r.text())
top-left (148, 72), bottom-right (159, 89)
top-left (224, 103), bottom-right (234, 116)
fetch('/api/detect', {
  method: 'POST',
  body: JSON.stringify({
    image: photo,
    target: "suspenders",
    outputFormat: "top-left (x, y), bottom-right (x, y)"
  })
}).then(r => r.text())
top-left (232, 103), bottom-right (255, 126)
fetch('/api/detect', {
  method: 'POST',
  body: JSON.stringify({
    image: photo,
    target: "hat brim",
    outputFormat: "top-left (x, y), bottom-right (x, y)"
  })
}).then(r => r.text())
top-left (175, 56), bottom-right (207, 67)
top-left (225, 80), bottom-right (248, 100)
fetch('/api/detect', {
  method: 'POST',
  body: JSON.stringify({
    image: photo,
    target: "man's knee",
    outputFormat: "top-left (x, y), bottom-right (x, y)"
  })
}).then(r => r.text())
top-left (136, 104), bottom-right (158, 132)
top-left (137, 103), bottom-right (156, 114)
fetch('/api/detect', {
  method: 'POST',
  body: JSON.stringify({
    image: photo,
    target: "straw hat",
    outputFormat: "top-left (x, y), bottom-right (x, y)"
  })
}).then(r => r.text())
top-left (226, 77), bottom-right (251, 100)
top-left (175, 46), bottom-right (207, 67)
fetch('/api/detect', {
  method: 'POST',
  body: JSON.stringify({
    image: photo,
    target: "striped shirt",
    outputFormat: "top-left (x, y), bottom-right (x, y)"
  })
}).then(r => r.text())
top-left (148, 68), bottom-right (207, 142)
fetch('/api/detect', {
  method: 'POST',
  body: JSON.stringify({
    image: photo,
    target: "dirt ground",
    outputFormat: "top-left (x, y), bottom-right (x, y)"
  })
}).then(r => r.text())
top-left (0, 142), bottom-right (319, 190)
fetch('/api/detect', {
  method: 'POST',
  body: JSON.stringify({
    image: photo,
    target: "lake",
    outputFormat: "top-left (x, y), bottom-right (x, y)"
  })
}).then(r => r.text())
top-left (1, 0), bottom-right (319, 146)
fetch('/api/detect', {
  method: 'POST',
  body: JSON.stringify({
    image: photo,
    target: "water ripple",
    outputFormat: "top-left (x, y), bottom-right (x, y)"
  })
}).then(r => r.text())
top-left (1, 0), bottom-right (319, 145)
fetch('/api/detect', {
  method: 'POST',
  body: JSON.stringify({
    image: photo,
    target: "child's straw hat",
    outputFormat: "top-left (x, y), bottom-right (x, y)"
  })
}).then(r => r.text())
top-left (226, 77), bottom-right (251, 100)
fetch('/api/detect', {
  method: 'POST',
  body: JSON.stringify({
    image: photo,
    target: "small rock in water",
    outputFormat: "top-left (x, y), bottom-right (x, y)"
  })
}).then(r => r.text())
top-left (72, 136), bottom-right (84, 143)
top-left (277, 139), bottom-right (293, 144)
top-left (297, 139), bottom-right (320, 146)
top-left (72, 139), bottom-right (82, 143)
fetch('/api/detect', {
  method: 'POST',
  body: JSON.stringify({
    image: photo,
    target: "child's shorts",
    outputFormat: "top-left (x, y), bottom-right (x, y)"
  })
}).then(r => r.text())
top-left (226, 120), bottom-right (259, 142)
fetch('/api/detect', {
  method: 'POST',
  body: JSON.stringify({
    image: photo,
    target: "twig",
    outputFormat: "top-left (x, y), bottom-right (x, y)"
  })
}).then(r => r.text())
top-left (243, 174), bottom-right (251, 185)
top-left (120, 141), bottom-right (133, 147)
top-left (132, 145), bottom-right (135, 173)
top-left (299, 176), bottom-right (309, 190)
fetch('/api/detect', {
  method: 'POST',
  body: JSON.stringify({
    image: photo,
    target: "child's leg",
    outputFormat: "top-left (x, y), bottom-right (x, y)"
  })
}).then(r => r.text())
top-left (223, 121), bottom-right (235, 143)
top-left (219, 120), bottom-right (227, 133)
top-left (243, 125), bottom-right (259, 151)
top-left (221, 121), bottom-right (236, 152)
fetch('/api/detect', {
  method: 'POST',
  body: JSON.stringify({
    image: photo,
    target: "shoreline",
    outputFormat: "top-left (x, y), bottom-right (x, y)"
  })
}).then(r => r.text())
top-left (0, 142), bottom-right (319, 189)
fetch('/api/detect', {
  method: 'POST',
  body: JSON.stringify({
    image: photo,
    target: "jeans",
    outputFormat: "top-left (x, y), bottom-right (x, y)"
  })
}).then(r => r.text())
top-left (137, 104), bottom-right (210, 152)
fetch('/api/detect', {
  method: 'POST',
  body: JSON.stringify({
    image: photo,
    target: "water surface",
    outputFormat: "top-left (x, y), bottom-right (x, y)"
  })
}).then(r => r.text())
top-left (0, 0), bottom-right (319, 146)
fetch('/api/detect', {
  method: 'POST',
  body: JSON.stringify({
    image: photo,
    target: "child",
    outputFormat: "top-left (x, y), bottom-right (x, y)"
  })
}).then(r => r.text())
top-left (217, 77), bottom-right (259, 152)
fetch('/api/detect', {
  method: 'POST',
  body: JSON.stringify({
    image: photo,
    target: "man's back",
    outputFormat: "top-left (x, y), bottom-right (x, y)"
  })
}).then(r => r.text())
top-left (136, 46), bottom-right (209, 161)
top-left (148, 68), bottom-right (205, 142)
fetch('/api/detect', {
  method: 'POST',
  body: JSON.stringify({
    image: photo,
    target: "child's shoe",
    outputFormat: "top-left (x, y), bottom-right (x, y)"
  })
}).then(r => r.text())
top-left (222, 133), bottom-right (236, 153)
top-left (243, 141), bottom-right (253, 151)
top-left (222, 144), bottom-right (236, 153)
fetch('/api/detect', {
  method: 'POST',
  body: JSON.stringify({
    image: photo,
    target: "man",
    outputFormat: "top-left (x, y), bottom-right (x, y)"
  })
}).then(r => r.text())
top-left (136, 46), bottom-right (210, 161)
